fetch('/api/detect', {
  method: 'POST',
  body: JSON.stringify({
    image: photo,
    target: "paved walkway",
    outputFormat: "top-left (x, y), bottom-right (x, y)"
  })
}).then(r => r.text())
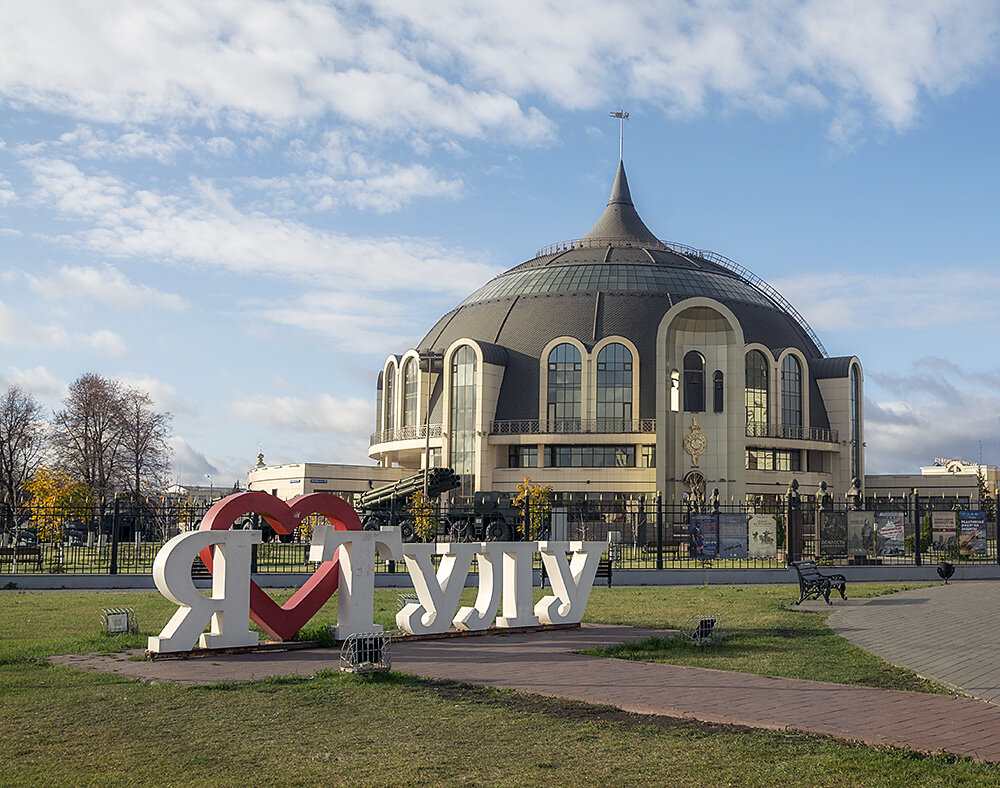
top-left (827, 580), bottom-right (1000, 705)
top-left (54, 624), bottom-right (1000, 762)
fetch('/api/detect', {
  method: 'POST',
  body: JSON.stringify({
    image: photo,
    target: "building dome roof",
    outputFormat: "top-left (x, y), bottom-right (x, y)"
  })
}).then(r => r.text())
top-left (419, 161), bottom-right (826, 421)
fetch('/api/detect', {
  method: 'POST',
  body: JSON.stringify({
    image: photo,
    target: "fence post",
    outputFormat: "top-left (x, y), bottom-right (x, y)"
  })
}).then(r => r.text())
top-left (785, 494), bottom-right (793, 567)
top-left (913, 488), bottom-right (922, 567)
top-left (655, 491), bottom-right (663, 571)
top-left (109, 498), bottom-right (121, 575)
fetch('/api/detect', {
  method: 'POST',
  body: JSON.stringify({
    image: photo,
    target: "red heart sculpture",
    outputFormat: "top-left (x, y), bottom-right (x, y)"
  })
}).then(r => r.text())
top-left (198, 491), bottom-right (361, 641)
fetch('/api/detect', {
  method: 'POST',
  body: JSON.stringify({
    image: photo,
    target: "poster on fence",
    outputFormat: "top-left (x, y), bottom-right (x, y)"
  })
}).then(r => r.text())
top-left (876, 512), bottom-right (905, 556)
top-left (748, 514), bottom-right (777, 559)
top-left (931, 511), bottom-right (957, 550)
top-left (958, 511), bottom-right (987, 557)
top-left (718, 513), bottom-right (748, 559)
top-left (819, 511), bottom-right (848, 556)
top-left (847, 511), bottom-right (875, 555)
top-left (690, 515), bottom-right (718, 559)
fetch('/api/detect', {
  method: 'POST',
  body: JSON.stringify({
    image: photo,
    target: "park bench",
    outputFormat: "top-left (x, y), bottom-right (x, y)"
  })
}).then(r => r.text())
top-left (0, 546), bottom-right (43, 571)
top-left (541, 556), bottom-right (613, 588)
top-left (792, 560), bottom-right (847, 605)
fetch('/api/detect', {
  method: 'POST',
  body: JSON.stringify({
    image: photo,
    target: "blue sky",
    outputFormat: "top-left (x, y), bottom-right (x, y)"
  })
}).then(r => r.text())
top-left (1, 0), bottom-right (998, 485)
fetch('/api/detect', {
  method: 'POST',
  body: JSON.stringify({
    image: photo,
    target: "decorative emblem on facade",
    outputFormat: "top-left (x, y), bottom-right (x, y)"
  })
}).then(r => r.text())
top-left (683, 417), bottom-right (707, 465)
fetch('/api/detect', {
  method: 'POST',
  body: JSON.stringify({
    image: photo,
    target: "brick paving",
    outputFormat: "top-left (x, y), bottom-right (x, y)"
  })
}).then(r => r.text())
top-left (827, 581), bottom-right (1000, 705)
top-left (54, 623), bottom-right (1000, 762)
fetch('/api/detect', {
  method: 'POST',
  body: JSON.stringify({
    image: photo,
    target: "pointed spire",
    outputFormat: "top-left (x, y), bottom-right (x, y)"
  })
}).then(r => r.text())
top-left (581, 160), bottom-right (660, 245)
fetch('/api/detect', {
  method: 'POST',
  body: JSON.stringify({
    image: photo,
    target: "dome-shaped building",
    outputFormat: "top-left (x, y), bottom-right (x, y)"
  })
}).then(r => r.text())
top-left (370, 161), bottom-right (863, 507)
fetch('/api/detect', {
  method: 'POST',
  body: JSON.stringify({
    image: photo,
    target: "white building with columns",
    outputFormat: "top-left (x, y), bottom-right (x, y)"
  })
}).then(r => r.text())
top-left (368, 160), bottom-right (864, 508)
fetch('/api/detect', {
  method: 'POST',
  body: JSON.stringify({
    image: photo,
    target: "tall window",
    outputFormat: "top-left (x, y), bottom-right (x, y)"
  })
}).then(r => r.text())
top-left (683, 351), bottom-right (705, 413)
top-left (670, 370), bottom-right (680, 412)
top-left (547, 343), bottom-right (581, 429)
top-left (384, 364), bottom-right (395, 434)
top-left (781, 355), bottom-right (802, 435)
top-left (745, 350), bottom-right (769, 434)
top-left (713, 371), bottom-right (724, 413)
top-left (402, 358), bottom-right (418, 428)
top-left (596, 343), bottom-right (632, 430)
top-left (850, 364), bottom-right (861, 480)
top-left (450, 345), bottom-right (477, 496)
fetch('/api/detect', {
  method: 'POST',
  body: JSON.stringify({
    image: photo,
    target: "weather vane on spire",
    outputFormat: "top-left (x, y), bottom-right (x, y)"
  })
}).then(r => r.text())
top-left (609, 107), bottom-right (629, 161)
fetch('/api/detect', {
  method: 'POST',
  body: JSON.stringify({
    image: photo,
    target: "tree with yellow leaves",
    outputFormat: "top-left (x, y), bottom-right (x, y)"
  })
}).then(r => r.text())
top-left (408, 489), bottom-right (437, 541)
top-left (25, 466), bottom-right (94, 542)
top-left (512, 476), bottom-right (553, 540)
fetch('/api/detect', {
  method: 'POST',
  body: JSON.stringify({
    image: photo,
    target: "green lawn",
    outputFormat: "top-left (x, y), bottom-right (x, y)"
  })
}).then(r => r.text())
top-left (583, 583), bottom-right (947, 693)
top-left (1, 585), bottom-right (996, 786)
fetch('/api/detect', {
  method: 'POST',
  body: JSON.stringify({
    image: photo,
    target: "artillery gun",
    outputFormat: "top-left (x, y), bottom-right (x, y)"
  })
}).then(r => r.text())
top-left (357, 467), bottom-right (460, 541)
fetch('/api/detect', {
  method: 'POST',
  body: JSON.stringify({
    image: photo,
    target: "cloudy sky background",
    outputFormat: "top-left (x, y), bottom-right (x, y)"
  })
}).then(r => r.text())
top-left (1, 0), bottom-right (997, 486)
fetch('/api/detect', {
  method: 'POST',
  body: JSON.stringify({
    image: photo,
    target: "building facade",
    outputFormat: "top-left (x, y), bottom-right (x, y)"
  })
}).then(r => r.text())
top-left (369, 161), bottom-right (864, 507)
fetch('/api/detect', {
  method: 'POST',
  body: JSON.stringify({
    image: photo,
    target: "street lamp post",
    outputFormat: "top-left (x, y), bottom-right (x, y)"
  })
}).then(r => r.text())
top-left (419, 351), bottom-right (443, 500)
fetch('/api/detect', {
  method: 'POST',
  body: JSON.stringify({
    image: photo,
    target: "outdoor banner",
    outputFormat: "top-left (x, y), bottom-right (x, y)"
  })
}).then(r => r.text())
top-left (818, 511), bottom-right (847, 556)
top-left (847, 511), bottom-right (875, 555)
top-left (931, 511), bottom-right (957, 550)
top-left (958, 510), bottom-right (987, 557)
top-left (718, 513), bottom-right (748, 559)
top-left (690, 514), bottom-right (718, 559)
top-left (876, 512), bottom-right (905, 556)
top-left (748, 514), bottom-right (777, 559)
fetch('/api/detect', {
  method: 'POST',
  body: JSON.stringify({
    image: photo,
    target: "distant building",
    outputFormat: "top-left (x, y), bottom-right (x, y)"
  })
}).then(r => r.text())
top-left (867, 459), bottom-right (999, 506)
top-left (247, 461), bottom-right (406, 503)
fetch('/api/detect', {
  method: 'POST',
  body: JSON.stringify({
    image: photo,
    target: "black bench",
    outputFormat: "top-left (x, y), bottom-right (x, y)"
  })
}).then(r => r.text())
top-left (541, 556), bottom-right (612, 588)
top-left (0, 546), bottom-right (43, 571)
top-left (792, 560), bottom-right (847, 605)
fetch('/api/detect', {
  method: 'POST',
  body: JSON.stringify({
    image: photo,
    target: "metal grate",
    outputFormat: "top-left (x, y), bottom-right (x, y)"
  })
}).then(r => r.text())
top-left (340, 632), bottom-right (391, 674)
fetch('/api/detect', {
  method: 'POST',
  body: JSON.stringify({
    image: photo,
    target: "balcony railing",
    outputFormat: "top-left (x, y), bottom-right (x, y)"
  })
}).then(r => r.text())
top-left (490, 418), bottom-right (656, 435)
top-left (745, 423), bottom-right (839, 443)
top-left (370, 423), bottom-right (442, 446)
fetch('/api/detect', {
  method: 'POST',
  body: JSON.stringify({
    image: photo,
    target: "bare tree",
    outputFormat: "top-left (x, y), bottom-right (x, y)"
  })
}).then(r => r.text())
top-left (119, 386), bottom-right (172, 502)
top-left (0, 386), bottom-right (47, 525)
top-left (51, 373), bottom-right (126, 508)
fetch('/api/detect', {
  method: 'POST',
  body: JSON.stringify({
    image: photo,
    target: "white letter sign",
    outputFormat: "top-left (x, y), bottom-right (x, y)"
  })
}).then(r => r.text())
top-left (534, 541), bottom-right (605, 625)
top-left (147, 529), bottom-right (261, 653)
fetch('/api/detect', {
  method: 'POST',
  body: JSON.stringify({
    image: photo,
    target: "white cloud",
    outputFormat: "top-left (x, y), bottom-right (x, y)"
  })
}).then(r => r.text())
top-left (26, 264), bottom-right (185, 311)
top-left (771, 269), bottom-right (1000, 332)
top-left (0, 365), bottom-right (68, 406)
top-left (168, 435), bottom-right (249, 487)
top-left (118, 374), bottom-right (191, 416)
top-left (865, 358), bottom-right (1000, 473)
top-left (85, 329), bottom-right (128, 357)
top-left (0, 171), bottom-right (15, 206)
top-left (0, 298), bottom-right (69, 349)
top-left (244, 162), bottom-right (463, 213)
top-left (2, 2), bottom-right (994, 146)
top-left (230, 393), bottom-right (373, 441)
top-left (25, 156), bottom-right (499, 300)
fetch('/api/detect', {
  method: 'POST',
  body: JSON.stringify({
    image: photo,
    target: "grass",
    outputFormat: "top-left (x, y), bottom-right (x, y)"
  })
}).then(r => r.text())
top-left (583, 584), bottom-right (948, 693)
top-left (1, 584), bottom-right (997, 785)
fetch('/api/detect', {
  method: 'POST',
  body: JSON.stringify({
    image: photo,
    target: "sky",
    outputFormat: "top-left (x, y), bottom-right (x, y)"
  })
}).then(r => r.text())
top-left (0, 0), bottom-right (998, 487)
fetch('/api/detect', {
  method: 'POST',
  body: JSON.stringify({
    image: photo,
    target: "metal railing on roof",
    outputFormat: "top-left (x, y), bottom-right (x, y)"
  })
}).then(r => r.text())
top-left (370, 423), bottom-right (442, 446)
top-left (490, 418), bottom-right (656, 435)
top-left (745, 423), bottom-right (839, 443)
top-left (533, 236), bottom-right (828, 357)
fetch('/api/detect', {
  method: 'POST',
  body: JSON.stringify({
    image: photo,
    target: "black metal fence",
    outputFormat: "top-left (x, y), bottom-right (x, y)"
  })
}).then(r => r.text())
top-left (2, 492), bottom-right (997, 575)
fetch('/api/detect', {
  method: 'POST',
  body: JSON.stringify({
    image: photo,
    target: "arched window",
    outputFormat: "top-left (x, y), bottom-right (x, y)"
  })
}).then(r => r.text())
top-left (781, 355), bottom-right (802, 435)
top-left (713, 370), bottom-right (724, 413)
top-left (450, 346), bottom-right (477, 496)
top-left (384, 364), bottom-right (395, 435)
top-left (745, 350), bottom-right (769, 435)
top-left (547, 343), bottom-right (581, 429)
top-left (670, 370), bottom-right (680, 412)
top-left (596, 343), bottom-right (632, 430)
top-left (850, 364), bottom-right (861, 480)
top-left (683, 351), bottom-right (705, 413)
top-left (402, 358), bottom-right (418, 428)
